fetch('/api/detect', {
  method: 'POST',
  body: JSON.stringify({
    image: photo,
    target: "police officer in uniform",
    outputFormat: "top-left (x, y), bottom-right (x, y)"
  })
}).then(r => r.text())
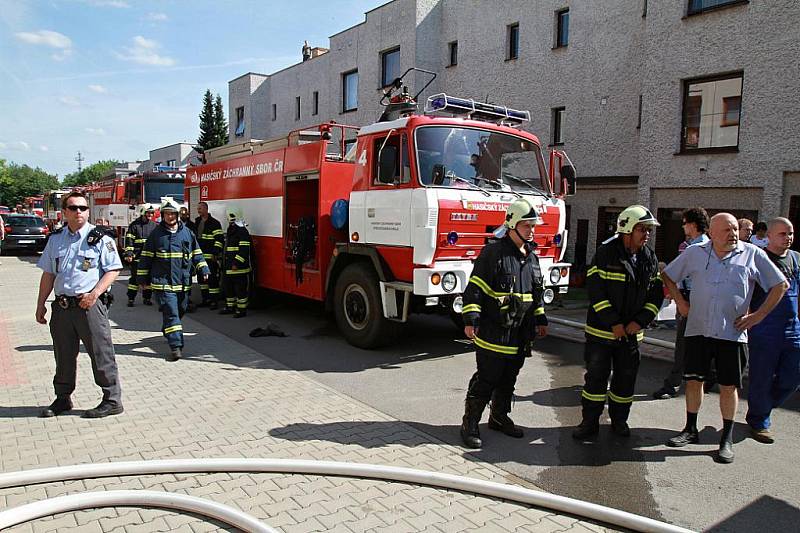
top-left (137, 199), bottom-right (209, 361)
top-left (573, 205), bottom-right (664, 440)
top-left (220, 209), bottom-right (252, 318)
top-left (35, 191), bottom-right (124, 418)
top-left (460, 199), bottom-right (548, 449)
top-left (124, 205), bottom-right (157, 307)
top-left (194, 201), bottom-right (224, 309)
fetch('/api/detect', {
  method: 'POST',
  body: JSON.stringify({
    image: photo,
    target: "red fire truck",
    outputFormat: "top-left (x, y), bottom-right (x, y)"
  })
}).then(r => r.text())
top-left (86, 168), bottom-right (186, 244)
top-left (187, 77), bottom-right (575, 348)
top-left (23, 196), bottom-right (45, 217)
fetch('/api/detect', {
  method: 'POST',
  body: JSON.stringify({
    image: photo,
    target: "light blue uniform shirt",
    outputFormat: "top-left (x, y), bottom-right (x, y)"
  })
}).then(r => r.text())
top-left (37, 223), bottom-right (123, 297)
top-left (679, 233), bottom-right (710, 292)
top-left (664, 240), bottom-right (785, 343)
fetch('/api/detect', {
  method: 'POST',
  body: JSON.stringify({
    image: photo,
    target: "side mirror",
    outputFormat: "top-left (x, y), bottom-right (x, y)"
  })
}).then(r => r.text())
top-left (378, 145), bottom-right (398, 184)
top-left (560, 164), bottom-right (576, 196)
top-left (431, 164), bottom-right (446, 185)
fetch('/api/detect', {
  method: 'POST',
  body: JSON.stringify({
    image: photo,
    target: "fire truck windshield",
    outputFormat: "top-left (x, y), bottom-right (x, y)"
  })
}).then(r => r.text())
top-left (415, 126), bottom-right (551, 195)
top-left (144, 179), bottom-right (184, 203)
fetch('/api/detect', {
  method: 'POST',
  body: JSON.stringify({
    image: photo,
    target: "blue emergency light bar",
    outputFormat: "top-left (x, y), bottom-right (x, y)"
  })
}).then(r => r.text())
top-left (425, 93), bottom-right (531, 125)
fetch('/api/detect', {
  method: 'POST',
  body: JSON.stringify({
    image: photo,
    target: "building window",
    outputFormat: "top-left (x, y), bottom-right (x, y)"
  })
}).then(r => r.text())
top-left (312, 91), bottom-right (319, 116)
top-left (643, 0), bottom-right (648, 17)
top-left (235, 106), bottom-right (245, 136)
top-left (448, 41), bottom-right (458, 66)
top-left (295, 96), bottom-right (301, 121)
top-left (555, 9), bottom-right (569, 48)
top-left (552, 107), bottom-right (565, 145)
top-left (271, 103), bottom-right (276, 121)
top-left (381, 47), bottom-right (400, 88)
top-left (507, 23), bottom-right (519, 60)
top-left (637, 95), bottom-right (643, 129)
top-left (681, 73), bottom-right (742, 151)
top-left (342, 70), bottom-right (358, 112)
top-left (687, 0), bottom-right (748, 16)
top-left (166, 159), bottom-right (176, 167)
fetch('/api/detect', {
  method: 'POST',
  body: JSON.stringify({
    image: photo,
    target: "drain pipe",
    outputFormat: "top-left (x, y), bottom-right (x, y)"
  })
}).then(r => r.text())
top-left (0, 458), bottom-right (694, 533)
top-left (0, 490), bottom-right (276, 532)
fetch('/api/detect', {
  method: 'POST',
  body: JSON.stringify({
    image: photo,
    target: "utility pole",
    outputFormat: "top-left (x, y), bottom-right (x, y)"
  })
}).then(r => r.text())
top-left (75, 151), bottom-right (84, 173)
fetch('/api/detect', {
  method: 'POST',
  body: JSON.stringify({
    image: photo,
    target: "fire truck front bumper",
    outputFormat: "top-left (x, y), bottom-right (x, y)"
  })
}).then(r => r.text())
top-left (413, 261), bottom-right (474, 296)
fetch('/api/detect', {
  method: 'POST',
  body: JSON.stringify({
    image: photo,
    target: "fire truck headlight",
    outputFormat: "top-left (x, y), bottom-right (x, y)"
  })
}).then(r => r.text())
top-left (442, 272), bottom-right (457, 292)
top-left (452, 296), bottom-right (464, 313)
top-left (543, 288), bottom-right (555, 304)
top-left (549, 268), bottom-right (561, 284)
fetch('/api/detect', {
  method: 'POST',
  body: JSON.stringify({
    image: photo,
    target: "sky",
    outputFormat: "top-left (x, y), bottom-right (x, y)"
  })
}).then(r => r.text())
top-left (0, 0), bottom-right (380, 179)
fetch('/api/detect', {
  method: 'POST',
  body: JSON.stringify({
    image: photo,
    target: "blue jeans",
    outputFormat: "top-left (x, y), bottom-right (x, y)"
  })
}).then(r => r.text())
top-left (746, 336), bottom-right (800, 430)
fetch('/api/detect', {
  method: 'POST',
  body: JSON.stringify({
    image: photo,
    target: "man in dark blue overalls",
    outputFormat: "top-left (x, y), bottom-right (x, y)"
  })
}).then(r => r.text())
top-left (747, 217), bottom-right (800, 444)
top-left (137, 199), bottom-right (209, 361)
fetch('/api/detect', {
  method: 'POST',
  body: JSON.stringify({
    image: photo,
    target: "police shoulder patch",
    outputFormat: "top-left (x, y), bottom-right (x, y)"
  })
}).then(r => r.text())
top-left (106, 240), bottom-right (116, 252)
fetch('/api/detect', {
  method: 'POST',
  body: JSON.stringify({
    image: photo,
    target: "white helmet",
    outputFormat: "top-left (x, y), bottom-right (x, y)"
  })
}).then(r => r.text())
top-left (160, 199), bottom-right (180, 213)
top-left (140, 204), bottom-right (154, 216)
top-left (504, 198), bottom-right (543, 229)
top-left (617, 205), bottom-right (659, 234)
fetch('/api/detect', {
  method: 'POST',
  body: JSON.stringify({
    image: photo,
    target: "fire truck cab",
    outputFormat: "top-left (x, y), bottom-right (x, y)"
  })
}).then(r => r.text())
top-left (188, 87), bottom-right (575, 349)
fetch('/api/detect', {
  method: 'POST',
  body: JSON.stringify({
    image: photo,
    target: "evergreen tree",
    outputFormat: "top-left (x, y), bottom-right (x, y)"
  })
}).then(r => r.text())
top-left (197, 89), bottom-right (215, 149)
top-left (213, 94), bottom-right (229, 147)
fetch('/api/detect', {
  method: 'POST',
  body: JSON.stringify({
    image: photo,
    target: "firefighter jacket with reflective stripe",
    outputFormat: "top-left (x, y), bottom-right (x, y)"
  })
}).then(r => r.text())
top-left (462, 236), bottom-right (547, 356)
top-left (585, 236), bottom-right (664, 344)
top-left (194, 215), bottom-right (224, 259)
top-left (224, 225), bottom-right (252, 275)
top-left (137, 222), bottom-right (209, 292)
top-left (124, 218), bottom-right (158, 259)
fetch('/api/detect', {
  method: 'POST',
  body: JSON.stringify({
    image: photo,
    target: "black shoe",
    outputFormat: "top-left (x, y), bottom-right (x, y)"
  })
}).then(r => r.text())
top-left (488, 412), bottom-right (524, 438)
top-left (127, 300), bottom-right (134, 307)
top-left (715, 441), bottom-right (734, 464)
top-left (666, 429), bottom-right (699, 447)
top-left (219, 307), bottom-right (234, 315)
top-left (166, 347), bottom-right (182, 362)
top-left (81, 401), bottom-right (123, 418)
top-left (209, 301), bottom-right (218, 310)
top-left (143, 299), bottom-right (152, 306)
top-left (233, 310), bottom-right (247, 319)
top-left (572, 422), bottom-right (600, 440)
top-left (40, 397), bottom-right (72, 418)
top-left (652, 386), bottom-right (677, 400)
top-left (611, 421), bottom-right (631, 437)
top-left (460, 421), bottom-right (482, 449)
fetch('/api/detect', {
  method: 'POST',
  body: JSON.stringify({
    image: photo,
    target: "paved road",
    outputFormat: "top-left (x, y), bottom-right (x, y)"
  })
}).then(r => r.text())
top-left (185, 282), bottom-right (800, 533)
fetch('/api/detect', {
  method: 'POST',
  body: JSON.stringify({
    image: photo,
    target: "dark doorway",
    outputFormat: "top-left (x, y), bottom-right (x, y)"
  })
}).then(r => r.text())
top-left (574, 219), bottom-right (589, 268)
top-left (789, 196), bottom-right (800, 252)
top-left (596, 206), bottom-right (623, 248)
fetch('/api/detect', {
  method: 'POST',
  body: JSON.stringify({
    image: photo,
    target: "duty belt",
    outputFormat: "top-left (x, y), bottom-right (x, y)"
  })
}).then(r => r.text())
top-left (55, 295), bottom-right (81, 309)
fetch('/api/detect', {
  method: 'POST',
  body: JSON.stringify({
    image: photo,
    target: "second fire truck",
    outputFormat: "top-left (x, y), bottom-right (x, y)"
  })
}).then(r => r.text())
top-left (187, 79), bottom-right (575, 348)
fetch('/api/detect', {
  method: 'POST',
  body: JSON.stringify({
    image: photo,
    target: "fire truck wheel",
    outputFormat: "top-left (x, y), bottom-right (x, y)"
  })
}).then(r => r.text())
top-left (334, 263), bottom-right (397, 349)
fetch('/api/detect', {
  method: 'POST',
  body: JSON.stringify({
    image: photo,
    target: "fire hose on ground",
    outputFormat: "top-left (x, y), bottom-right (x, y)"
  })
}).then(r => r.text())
top-left (0, 458), bottom-right (694, 533)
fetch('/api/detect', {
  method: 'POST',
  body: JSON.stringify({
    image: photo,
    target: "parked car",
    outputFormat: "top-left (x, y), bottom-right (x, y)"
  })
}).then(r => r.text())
top-left (1, 214), bottom-right (48, 254)
top-left (0, 206), bottom-right (11, 215)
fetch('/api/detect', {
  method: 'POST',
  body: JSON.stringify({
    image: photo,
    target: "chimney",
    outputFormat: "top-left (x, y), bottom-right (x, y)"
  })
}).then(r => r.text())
top-left (302, 40), bottom-right (311, 61)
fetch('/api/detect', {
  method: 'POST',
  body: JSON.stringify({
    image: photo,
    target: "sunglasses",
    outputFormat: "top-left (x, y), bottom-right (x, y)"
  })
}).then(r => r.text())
top-left (66, 205), bottom-right (89, 212)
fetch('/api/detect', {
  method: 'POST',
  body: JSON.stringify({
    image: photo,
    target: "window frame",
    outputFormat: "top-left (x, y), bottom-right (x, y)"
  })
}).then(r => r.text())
top-left (555, 9), bottom-right (569, 48)
top-left (372, 133), bottom-right (410, 187)
top-left (295, 96), bottom-right (301, 121)
top-left (342, 69), bottom-right (358, 113)
top-left (235, 106), bottom-right (245, 136)
top-left (448, 41), bottom-right (458, 67)
top-left (679, 71), bottom-right (743, 154)
top-left (380, 47), bottom-right (400, 88)
top-left (686, 0), bottom-right (749, 16)
top-left (551, 106), bottom-right (565, 146)
top-left (312, 91), bottom-right (319, 116)
top-left (507, 23), bottom-right (519, 60)
top-left (271, 103), bottom-right (277, 122)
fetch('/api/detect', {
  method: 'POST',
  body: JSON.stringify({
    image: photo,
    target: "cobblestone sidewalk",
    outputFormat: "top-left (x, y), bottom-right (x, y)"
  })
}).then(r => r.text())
top-left (0, 256), bottom-right (611, 532)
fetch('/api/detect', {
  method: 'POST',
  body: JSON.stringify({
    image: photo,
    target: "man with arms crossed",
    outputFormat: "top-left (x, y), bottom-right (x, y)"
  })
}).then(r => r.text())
top-left (662, 213), bottom-right (786, 463)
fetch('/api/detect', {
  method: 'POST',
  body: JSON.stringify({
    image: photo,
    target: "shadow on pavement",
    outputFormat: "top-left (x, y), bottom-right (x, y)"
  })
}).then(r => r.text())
top-left (706, 494), bottom-right (800, 532)
top-left (0, 405), bottom-right (89, 418)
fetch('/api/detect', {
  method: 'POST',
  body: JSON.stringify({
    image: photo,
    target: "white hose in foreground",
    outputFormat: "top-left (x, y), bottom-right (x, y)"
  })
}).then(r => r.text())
top-left (0, 458), bottom-right (694, 533)
top-left (0, 490), bottom-right (276, 532)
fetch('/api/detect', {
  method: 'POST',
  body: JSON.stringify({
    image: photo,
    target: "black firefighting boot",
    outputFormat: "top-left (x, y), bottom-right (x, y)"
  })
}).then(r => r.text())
top-left (460, 397), bottom-right (487, 449)
top-left (488, 393), bottom-right (524, 438)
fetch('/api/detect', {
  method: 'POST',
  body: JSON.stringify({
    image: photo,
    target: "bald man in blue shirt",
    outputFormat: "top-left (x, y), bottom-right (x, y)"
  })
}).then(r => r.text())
top-left (36, 191), bottom-right (124, 419)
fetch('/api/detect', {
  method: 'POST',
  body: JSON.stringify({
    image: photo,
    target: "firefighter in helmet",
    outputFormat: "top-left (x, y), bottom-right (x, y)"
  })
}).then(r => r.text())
top-left (124, 204), bottom-right (157, 307)
top-left (460, 198), bottom-right (548, 449)
top-left (573, 205), bottom-right (664, 440)
top-left (220, 207), bottom-right (252, 318)
top-left (137, 199), bottom-right (209, 361)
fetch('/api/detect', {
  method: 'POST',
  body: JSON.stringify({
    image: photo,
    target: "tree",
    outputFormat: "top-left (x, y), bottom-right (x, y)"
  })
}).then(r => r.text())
top-left (62, 160), bottom-right (119, 187)
top-left (213, 94), bottom-right (229, 147)
top-left (0, 160), bottom-right (59, 207)
top-left (197, 89), bottom-right (216, 150)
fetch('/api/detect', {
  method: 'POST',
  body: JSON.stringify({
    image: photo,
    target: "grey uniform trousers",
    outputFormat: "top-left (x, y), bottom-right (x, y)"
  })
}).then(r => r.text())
top-left (49, 300), bottom-right (122, 405)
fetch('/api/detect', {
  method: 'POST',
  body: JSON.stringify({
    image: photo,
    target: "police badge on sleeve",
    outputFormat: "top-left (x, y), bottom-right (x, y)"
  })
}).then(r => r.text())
top-left (106, 241), bottom-right (115, 252)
